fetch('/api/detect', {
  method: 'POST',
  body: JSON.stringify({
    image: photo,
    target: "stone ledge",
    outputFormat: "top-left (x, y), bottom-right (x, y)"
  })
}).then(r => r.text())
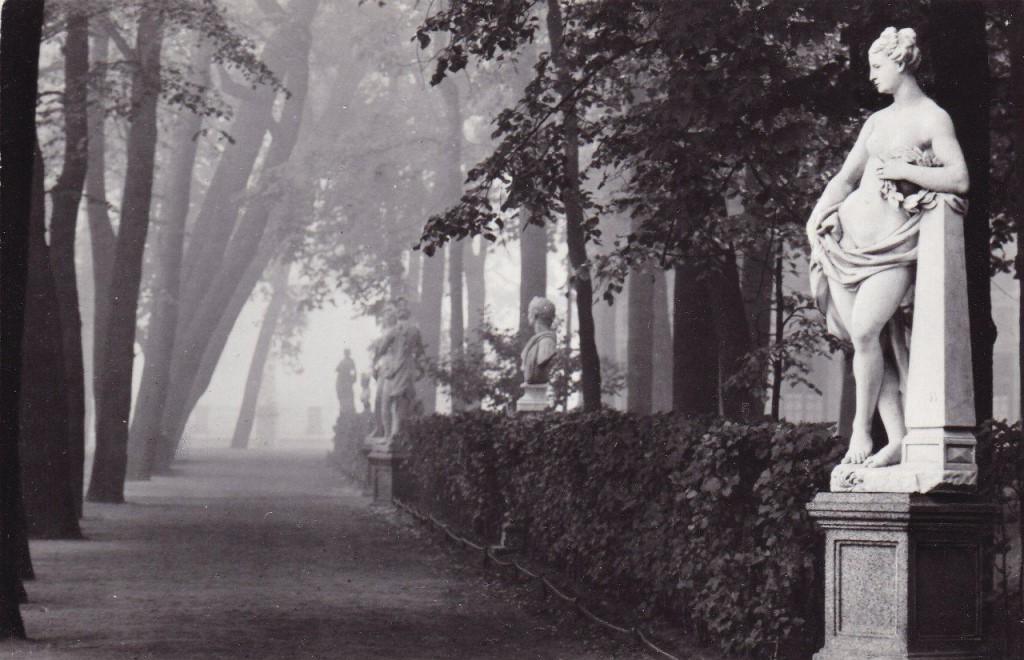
top-left (830, 463), bottom-right (976, 494)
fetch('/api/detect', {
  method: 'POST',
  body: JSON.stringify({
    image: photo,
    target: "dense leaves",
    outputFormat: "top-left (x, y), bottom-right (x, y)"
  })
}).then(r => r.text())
top-left (396, 411), bottom-right (841, 656)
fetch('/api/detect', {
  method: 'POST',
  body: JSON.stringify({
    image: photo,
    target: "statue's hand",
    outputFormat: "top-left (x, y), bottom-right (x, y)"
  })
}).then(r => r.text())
top-left (815, 213), bottom-right (842, 241)
top-left (875, 159), bottom-right (908, 181)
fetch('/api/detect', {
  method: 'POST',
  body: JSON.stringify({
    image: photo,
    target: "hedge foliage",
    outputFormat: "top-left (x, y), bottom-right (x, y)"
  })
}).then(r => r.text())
top-left (394, 411), bottom-right (842, 657)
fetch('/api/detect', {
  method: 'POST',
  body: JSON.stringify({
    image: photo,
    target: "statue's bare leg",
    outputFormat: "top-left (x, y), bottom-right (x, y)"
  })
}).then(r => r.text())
top-left (864, 361), bottom-right (906, 468)
top-left (847, 268), bottom-right (913, 465)
top-left (825, 281), bottom-right (871, 463)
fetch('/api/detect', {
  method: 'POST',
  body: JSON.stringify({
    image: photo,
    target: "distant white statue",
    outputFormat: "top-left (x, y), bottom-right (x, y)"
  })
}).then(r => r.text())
top-left (807, 27), bottom-right (969, 469)
top-left (377, 307), bottom-right (423, 440)
top-left (517, 297), bottom-right (557, 412)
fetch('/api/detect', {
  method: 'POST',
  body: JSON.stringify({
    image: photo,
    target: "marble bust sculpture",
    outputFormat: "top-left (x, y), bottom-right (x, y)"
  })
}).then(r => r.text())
top-left (517, 297), bottom-right (557, 412)
top-left (807, 27), bottom-right (969, 469)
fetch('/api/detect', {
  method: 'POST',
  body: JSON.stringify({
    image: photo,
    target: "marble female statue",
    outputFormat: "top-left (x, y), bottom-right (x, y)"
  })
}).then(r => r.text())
top-left (807, 27), bottom-right (969, 468)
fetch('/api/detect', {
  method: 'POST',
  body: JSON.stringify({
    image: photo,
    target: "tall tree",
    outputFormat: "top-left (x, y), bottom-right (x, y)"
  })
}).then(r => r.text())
top-left (518, 212), bottom-right (548, 334)
top-left (546, 0), bottom-right (601, 410)
top-left (127, 42), bottom-right (212, 480)
top-left (89, 2), bottom-right (166, 502)
top-left (627, 259), bottom-right (654, 413)
top-left (19, 144), bottom-right (82, 538)
top-left (48, 6), bottom-right (90, 514)
top-left (1013, 2), bottom-right (1024, 418)
top-left (231, 262), bottom-right (290, 450)
top-left (0, 0), bottom-right (46, 638)
top-left (441, 80), bottom-right (466, 398)
top-left (673, 261), bottom-right (718, 415)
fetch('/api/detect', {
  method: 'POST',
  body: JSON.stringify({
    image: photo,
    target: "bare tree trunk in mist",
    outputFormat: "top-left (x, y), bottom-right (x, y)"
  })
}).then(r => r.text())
top-left (673, 261), bottom-right (718, 415)
top-left (627, 262), bottom-right (654, 414)
top-left (231, 263), bottom-right (290, 449)
top-left (20, 147), bottom-right (83, 539)
top-left (418, 252), bottom-right (444, 414)
top-left (89, 5), bottom-right (165, 503)
top-left (86, 34), bottom-right (116, 404)
top-left (465, 242), bottom-right (486, 333)
top-left (547, 0), bottom-right (601, 411)
top-left (711, 251), bottom-right (752, 420)
top-left (149, 1), bottom-right (318, 472)
top-left (406, 251), bottom-right (422, 307)
top-left (48, 9), bottom-right (89, 515)
top-left (0, 0), bottom-right (45, 635)
top-left (518, 211), bottom-right (547, 334)
top-left (127, 44), bottom-right (211, 480)
top-left (651, 269), bottom-right (672, 412)
top-left (440, 80), bottom-right (466, 410)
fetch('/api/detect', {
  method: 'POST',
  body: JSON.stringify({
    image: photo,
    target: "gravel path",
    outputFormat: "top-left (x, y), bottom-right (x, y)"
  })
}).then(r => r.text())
top-left (1, 448), bottom-right (642, 659)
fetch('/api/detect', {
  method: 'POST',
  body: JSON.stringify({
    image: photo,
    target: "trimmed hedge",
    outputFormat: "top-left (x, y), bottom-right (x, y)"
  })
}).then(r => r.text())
top-left (395, 411), bottom-right (842, 657)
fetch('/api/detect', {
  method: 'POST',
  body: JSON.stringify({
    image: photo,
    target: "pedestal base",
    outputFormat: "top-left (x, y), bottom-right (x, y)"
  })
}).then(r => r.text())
top-left (807, 493), bottom-right (993, 660)
top-left (830, 464), bottom-right (977, 494)
top-left (516, 383), bottom-right (550, 413)
top-left (367, 449), bottom-right (399, 504)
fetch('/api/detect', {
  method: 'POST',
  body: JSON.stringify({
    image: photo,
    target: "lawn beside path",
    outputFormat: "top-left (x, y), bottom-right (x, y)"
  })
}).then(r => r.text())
top-left (1, 448), bottom-right (645, 659)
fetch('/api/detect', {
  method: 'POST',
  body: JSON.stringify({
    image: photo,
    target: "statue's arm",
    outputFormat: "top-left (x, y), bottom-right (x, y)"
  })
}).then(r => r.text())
top-left (880, 110), bottom-right (968, 194)
top-left (809, 113), bottom-right (874, 228)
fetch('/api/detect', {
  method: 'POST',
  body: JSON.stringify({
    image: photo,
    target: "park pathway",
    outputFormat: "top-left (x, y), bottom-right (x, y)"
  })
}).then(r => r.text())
top-left (2, 448), bottom-right (641, 659)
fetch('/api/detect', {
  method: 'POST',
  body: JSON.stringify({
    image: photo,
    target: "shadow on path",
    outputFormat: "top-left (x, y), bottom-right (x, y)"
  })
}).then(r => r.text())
top-left (2, 449), bottom-right (638, 659)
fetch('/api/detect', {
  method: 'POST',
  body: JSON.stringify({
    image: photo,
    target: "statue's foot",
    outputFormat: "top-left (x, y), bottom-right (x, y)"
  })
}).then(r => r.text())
top-left (863, 441), bottom-right (902, 469)
top-left (841, 431), bottom-right (873, 464)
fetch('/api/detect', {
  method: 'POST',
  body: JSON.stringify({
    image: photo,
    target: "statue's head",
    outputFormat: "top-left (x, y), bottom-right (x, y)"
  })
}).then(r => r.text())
top-left (344, 348), bottom-right (351, 358)
top-left (527, 297), bottom-right (556, 329)
top-left (869, 28), bottom-right (920, 94)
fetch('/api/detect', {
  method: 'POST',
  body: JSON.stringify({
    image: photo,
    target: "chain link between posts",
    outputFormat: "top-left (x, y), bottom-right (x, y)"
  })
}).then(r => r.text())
top-left (393, 498), bottom-right (683, 660)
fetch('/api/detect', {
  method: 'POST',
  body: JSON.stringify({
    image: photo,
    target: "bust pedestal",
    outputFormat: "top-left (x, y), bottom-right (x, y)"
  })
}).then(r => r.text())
top-left (807, 494), bottom-right (993, 659)
top-left (516, 383), bottom-right (550, 413)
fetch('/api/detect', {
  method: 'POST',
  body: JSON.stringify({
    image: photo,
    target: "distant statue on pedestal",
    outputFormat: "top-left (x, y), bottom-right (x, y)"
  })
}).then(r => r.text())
top-left (335, 348), bottom-right (357, 416)
top-left (376, 306), bottom-right (423, 441)
top-left (517, 297), bottom-right (557, 412)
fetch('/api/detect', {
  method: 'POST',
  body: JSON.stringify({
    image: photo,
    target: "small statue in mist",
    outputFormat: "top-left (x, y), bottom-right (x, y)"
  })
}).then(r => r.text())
top-left (807, 27), bottom-right (969, 468)
top-left (335, 348), bottom-right (357, 416)
top-left (377, 306), bottom-right (424, 440)
top-left (517, 297), bottom-right (557, 412)
top-left (368, 336), bottom-right (390, 438)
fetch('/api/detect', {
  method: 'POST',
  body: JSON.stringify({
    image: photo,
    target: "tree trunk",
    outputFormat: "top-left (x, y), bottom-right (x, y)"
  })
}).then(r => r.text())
top-left (930, 0), bottom-right (993, 422)
top-left (1011, 3), bottom-right (1024, 419)
top-left (48, 9), bottom-right (89, 516)
top-left (672, 261), bottom-right (718, 415)
top-left (546, 0), bottom-right (601, 411)
top-left (19, 144), bottom-right (82, 539)
top-left (86, 34), bottom-right (116, 404)
top-left (231, 262), bottom-right (290, 450)
top-left (770, 256), bottom-right (784, 421)
top-left (448, 240), bottom-right (465, 357)
top-left (417, 252), bottom-right (444, 414)
top-left (151, 3), bottom-right (317, 469)
top-left (740, 243), bottom-right (774, 415)
top-left (88, 5), bottom-right (165, 503)
top-left (0, 0), bottom-right (45, 636)
top-left (651, 268), bottom-right (673, 412)
top-left (711, 250), bottom-right (752, 420)
top-left (465, 241), bottom-right (486, 333)
top-left (441, 79), bottom-right (465, 409)
top-left (627, 261), bottom-right (654, 413)
top-left (127, 43), bottom-right (211, 480)
top-left (518, 210), bottom-right (547, 334)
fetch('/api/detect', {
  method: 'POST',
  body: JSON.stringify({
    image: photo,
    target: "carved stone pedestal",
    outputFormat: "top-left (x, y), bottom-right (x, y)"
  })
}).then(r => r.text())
top-left (807, 493), bottom-right (993, 660)
top-left (516, 383), bottom-right (549, 413)
top-left (367, 448), bottom-right (399, 504)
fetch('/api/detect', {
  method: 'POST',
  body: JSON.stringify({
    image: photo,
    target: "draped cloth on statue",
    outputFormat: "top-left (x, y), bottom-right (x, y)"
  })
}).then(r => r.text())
top-left (807, 180), bottom-right (967, 401)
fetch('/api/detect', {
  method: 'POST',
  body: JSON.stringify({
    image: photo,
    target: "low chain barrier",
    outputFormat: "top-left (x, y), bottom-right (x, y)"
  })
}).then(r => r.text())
top-left (394, 498), bottom-right (682, 660)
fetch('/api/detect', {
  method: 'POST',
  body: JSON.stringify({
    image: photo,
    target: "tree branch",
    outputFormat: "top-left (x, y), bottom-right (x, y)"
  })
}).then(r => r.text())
top-left (96, 16), bottom-right (134, 60)
top-left (216, 65), bottom-right (262, 101)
